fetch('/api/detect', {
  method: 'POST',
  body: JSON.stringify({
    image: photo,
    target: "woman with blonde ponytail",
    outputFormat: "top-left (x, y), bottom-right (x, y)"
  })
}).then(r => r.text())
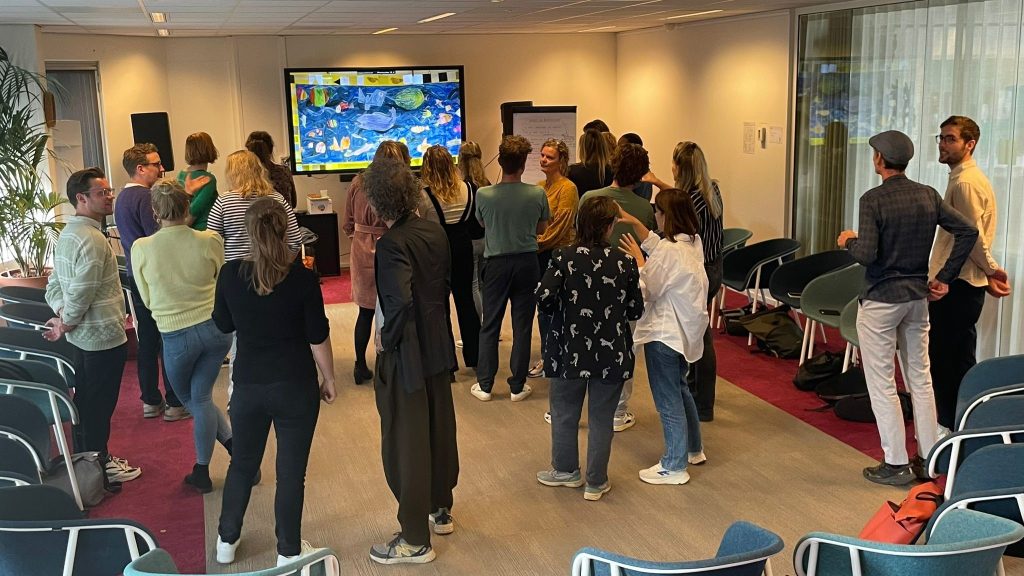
top-left (213, 196), bottom-right (336, 568)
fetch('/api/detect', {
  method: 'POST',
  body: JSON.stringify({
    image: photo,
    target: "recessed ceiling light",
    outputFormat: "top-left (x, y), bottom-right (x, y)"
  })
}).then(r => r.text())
top-left (157, 28), bottom-right (169, 36)
top-left (418, 12), bottom-right (456, 23)
top-left (372, 27), bottom-right (398, 34)
top-left (150, 12), bottom-right (166, 23)
top-left (579, 25), bottom-right (615, 32)
top-left (662, 9), bottom-right (723, 20)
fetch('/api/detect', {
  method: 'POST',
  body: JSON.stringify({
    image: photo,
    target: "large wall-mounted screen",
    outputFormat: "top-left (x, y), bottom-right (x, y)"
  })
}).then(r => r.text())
top-left (284, 66), bottom-right (466, 175)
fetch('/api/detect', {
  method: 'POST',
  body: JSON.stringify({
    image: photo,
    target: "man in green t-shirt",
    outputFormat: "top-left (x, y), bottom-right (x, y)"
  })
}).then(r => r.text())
top-left (473, 135), bottom-right (551, 402)
top-left (577, 143), bottom-right (655, 432)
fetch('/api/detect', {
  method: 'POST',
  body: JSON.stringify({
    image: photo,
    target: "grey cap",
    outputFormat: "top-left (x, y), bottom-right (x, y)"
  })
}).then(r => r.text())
top-left (868, 130), bottom-right (914, 165)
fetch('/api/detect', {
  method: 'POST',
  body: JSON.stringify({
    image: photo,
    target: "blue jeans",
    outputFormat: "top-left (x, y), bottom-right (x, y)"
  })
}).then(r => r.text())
top-left (644, 341), bottom-right (703, 471)
top-left (162, 319), bottom-right (233, 465)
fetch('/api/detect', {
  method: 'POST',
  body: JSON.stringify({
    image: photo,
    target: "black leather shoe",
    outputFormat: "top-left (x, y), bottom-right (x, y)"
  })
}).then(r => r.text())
top-left (354, 364), bottom-right (374, 385)
top-left (184, 464), bottom-right (213, 494)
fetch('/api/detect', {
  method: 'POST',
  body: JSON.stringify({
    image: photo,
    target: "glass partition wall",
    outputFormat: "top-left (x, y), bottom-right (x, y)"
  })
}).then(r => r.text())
top-left (793, 0), bottom-right (1024, 357)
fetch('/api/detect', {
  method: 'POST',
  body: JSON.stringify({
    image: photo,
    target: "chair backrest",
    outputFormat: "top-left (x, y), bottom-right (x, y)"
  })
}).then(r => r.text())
top-left (961, 396), bottom-right (1024, 431)
top-left (955, 354), bottom-right (1024, 429)
top-left (0, 437), bottom-right (42, 486)
top-left (0, 360), bottom-right (76, 425)
top-left (0, 302), bottom-right (54, 329)
top-left (794, 509), bottom-right (1024, 576)
top-left (0, 485), bottom-right (83, 521)
top-left (799, 264), bottom-right (865, 327)
top-left (0, 286), bottom-right (47, 305)
top-left (125, 546), bottom-right (341, 576)
top-left (839, 299), bottom-right (858, 346)
top-left (571, 520), bottom-right (783, 575)
top-left (721, 228), bottom-right (753, 254)
top-left (0, 395), bottom-right (51, 471)
top-left (0, 326), bottom-right (76, 384)
top-left (0, 510), bottom-right (157, 576)
top-left (768, 250), bottom-right (856, 309)
top-left (722, 238), bottom-right (802, 291)
top-left (926, 424), bottom-right (1024, 499)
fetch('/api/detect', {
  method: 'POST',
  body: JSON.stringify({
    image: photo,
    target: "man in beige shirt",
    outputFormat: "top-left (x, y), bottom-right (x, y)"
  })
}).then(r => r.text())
top-left (928, 115), bottom-right (1011, 431)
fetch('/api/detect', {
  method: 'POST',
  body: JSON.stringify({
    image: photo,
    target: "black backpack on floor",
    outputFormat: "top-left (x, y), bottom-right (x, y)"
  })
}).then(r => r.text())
top-left (737, 305), bottom-right (804, 359)
top-left (793, 351), bottom-right (845, 391)
top-left (815, 368), bottom-right (868, 404)
top-left (834, 391), bottom-right (913, 423)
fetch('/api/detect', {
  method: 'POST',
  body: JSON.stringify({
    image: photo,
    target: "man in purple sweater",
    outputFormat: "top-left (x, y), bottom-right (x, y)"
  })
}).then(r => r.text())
top-left (115, 143), bottom-right (190, 421)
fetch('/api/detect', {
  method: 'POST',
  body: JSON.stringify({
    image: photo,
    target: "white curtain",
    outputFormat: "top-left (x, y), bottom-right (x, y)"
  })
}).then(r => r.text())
top-left (795, 0), bottom-right (1024, 357)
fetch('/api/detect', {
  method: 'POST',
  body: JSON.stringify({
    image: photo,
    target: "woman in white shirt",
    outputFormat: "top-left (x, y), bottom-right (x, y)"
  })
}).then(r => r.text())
top-left (618, 188), bottom-right (709, 486)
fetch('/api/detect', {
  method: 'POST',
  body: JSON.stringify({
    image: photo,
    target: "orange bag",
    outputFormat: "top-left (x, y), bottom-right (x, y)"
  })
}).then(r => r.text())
top-left (858, 481), bottom-right (943, 544)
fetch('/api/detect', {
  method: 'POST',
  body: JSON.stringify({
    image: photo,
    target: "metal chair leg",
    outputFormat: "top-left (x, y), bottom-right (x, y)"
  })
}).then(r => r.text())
top-left (747, 266), bottom-right (763, 346)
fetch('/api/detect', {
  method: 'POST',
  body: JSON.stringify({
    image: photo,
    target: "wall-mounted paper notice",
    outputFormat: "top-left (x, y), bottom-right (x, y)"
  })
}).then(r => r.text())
top-left (743, 122), bottom-right (755, 155)
top-left (769, 126), bottom-right (784, 145)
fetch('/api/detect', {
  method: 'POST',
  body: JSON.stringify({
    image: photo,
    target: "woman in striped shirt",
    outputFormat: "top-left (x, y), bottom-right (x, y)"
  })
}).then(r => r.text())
top-left (207, 150), bottom-right (302, 261)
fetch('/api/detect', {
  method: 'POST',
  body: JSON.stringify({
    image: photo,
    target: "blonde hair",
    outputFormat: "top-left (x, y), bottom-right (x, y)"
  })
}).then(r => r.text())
top-left (374, 140), bottom-right (411, 165)
top-left (244, 197), bottom-right (292, 296)
top-left (577, 129), bottom-right (611, 183)
top-left (542, 139), bottom-right (570, 177)
top-left (185, 132), bottom-right (218, 165)
top-left (458, 141), bottom-right (490, 187)
top-left (672, 141), bottom-right (722, 219)
top-left (420, 145), bottom-right (461, 204)
top-left (150, 177), bottom-right (191, 222)
top-left (226, 150), bottom-right (274, 199)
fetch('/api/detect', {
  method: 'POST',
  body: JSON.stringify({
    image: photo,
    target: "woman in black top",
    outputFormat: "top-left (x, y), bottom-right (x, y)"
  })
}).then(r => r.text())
top-left (567, 129), bottom-right (613, 197)
top-left (534, 196), bottom-right (643, 501)
top-left (419, 145), bottom-right (482, 369)
top-left (246, 131), bottom-right (297, 209)
top-left (213, 197), bottom-right (337, 567)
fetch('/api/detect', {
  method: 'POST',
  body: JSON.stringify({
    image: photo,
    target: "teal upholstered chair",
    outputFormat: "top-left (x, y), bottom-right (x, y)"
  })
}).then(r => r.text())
top-left (711, 228), bottom-right (754, 328)
top-left (571, 521), bottom-right (784, 575)
top-left (955, 354), bottom-right (1024, 431)
top-left (798, 264), bottom-right (863, 365)
top-left (794, 508), bottom-right (1024, 576)
top-left (124, 547), bottom-right (340, 576)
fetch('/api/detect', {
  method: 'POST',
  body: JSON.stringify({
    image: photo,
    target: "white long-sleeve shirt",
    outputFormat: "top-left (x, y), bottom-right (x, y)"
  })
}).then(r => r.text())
top-left (632, 230), bottom-right (709, 362)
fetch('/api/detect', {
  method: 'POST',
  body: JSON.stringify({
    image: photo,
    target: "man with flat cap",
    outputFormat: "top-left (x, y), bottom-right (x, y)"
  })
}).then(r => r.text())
top-left (837, 130), bottom-right (977, 486)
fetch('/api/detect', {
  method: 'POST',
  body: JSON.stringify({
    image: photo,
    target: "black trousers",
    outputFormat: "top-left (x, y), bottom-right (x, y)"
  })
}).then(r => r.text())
top-left (450, 234), bottom-right (481, 368)
top-left (477, 253), bottom-right (539, 393)
top-left (374, 351), bottom-right (459, 546)
top-left (218, 379), bottom-right (320, 557)
top-left (71, 343), bottom-right (127, 456)
top-left (928, 279), bottom-right (987, 429)
top-left (687, 257), bottom-right (722, 417)
top-left (128, 275), bottom-right (180, 407)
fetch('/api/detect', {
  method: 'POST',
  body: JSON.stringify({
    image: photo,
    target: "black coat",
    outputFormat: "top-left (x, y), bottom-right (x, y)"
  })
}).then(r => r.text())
top-left (374, 213), bottom-right (456, 392)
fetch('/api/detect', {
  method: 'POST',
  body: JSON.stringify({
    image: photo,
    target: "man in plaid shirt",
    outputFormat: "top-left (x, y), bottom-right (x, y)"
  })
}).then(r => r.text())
top-left (837, 130), bottom-right (977, 486)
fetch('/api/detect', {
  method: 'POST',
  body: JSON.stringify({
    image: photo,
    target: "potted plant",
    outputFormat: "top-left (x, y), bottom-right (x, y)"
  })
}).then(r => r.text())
top-left (0, 46), bottom-right (67, 288)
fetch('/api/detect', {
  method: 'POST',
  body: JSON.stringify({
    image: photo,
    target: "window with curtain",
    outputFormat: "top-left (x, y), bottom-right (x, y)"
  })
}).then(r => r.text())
top-left (793, 0), bottom-right (1024, 357)
top-left (45, 68), bottom-right (105, 174)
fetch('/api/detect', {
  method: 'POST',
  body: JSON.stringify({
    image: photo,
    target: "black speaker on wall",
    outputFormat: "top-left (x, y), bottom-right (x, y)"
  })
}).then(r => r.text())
top-left (130, 112), bottom-right (174, 171)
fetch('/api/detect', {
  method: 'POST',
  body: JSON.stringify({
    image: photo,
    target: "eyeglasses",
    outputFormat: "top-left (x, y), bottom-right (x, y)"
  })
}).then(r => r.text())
top-left (934, 134), bottom-right (960, 144)
top-left (140, 161), bottom-right (164, 168)
top-left (85, 188), bottom-right (115, 197)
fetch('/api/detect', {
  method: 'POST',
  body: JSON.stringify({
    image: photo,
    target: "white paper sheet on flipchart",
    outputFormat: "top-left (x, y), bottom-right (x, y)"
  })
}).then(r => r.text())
top-left (512, 110), bottom-right (577, 186)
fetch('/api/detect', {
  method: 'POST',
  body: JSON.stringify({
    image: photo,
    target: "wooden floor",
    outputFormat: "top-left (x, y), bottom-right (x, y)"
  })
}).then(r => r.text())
top-left (202, 302), bottom-right (1023, 576)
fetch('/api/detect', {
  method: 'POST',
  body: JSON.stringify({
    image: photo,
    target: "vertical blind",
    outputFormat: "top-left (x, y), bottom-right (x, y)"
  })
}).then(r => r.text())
top-left (794, 0), bottom-right (1024, 357)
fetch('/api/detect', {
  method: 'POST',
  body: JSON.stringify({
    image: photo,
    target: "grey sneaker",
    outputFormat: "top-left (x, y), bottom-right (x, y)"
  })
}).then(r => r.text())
top-left (369, 534), bottom-right (436, 565)
top-left (105, 455), bottom-right (141, 482)
top-left (142, 402), bottom-right (163, 418)
top-left (584, 482), bottom-right (611, 501)
top-left (429, 507), bottom-right (454, 535)
top-left (528, 360), bottom-right (545, 378)
top-left (863, 461), bottom-right (914, 486)
top-left (688, 451), bottom-right (707, 465)
top-left (163, 405), bottom-right (192, 422)
top-left (537, 468), bottom-right (584, 487)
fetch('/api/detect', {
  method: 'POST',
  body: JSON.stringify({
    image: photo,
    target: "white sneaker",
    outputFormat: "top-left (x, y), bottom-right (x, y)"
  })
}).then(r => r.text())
top-left (937, 424), bottom-right (952, 440)
top-left (511, 384), bottom-right (533, 402)
top-left (277, 540), bottom-right (323, 567)
top-left (639, 463), bottom-right (691, 485)
top-left (527, 360), bottom-right (545, 378)
top-left (688, 451), bottom-right (707, 465)
top-left (105, 455), bottom-right (142, 482)
top-left (470, 383), bottom-right (492, 401)
top-left (544, 411), bottom-right (551, 424)
top-left (216, 536), bottom-right (239, 564)
top-left (613, 412), bottom-right (635, 432)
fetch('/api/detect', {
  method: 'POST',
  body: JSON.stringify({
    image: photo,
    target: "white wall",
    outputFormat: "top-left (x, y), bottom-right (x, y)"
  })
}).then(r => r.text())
top-left (40, 32), bottom-right (619, 263)
top-left (617, 12), bottom-right (792, 242)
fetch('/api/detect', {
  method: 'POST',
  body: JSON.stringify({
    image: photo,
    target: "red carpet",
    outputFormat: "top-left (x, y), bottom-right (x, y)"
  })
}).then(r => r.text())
top-left (715, 295), bottom-right (917, 461)
top-left (88, 361), bottom-right (206, 574)
top-left (320, 270), bottom-right (352, 305)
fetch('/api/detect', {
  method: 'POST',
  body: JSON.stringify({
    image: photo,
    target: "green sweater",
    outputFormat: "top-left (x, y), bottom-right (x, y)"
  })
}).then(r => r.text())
top-left (130, 225), bottom-right (225, 333)
top-left (177, 170), bottom-right (218, 231)
top-left (45, 216), bottom-right (127, 351)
